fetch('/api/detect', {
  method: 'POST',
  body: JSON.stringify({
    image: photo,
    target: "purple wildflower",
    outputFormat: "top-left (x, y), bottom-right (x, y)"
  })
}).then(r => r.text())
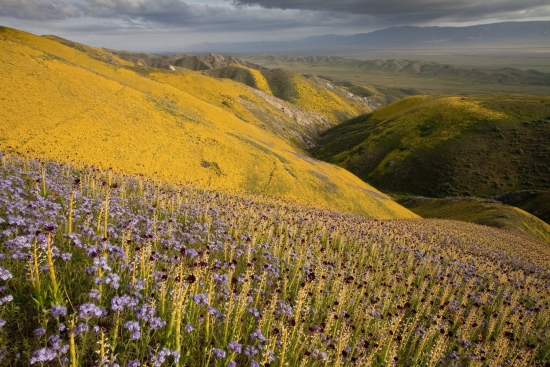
top-left (150, 348), bottom-right (172, 367)
top-left (48, 334), bottom-right (67, 353)
top-left (111, 295), bottom-right (138, 311)
top-left (244, 346), bottom-right (259, 356)
top-left (0, 319), bottom-right (5, 328)
top-left (78, 303), bottom-right (106, 320)
top-left (30, 348), bottom-right (56, 364)
top-left (0, 294), bottom-right (13, 306)
top-left (185, 324), bottom-right (194, 333)
top-left (103, 272), bottom-right (120, 289)
top-left (149, 317), bottom-right (166, 330)
top-left (51, 305), bottom-right (67, 318)
top-left (133, 304), bottom-right (156, 322)
top-left (251, 360), bottom-right (260, 367)
top-left (88, 289), bottom-right (100, 300)
top-left (248, 307), bottom-right (260, 318)
top-left (60, 253), bottom-right (72, 261)
top-left (132, 279), bottom-right (145, 291)
top-left (172, 350), bottom-right (181, 364)
top-left (229, 361), bottom-right (236, 367)
top-left (127, 359), bottom-right (141, 367)
top-left (124, 321), bottom-right (141, 340)
top-left (34, 327), bottom-right (46, 337)
top-left (191, 293), bottom-right (209, 305)
top-left (212, 348), bottom-right (226, 359)
top-left (208, 306), bottom-right (225, 320)
top-left (250, 329), bottom-right (267, 343)
top-left (74, 323), bottom-right (89, 335)
top-left (227, 341), bottom-right (242, 353)
top-left (0, 266), bottom-right (12, 281)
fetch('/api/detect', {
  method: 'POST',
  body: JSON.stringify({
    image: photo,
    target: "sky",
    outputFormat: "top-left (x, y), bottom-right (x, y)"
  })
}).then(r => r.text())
top-left (1, 0), bottom-right (550, 51)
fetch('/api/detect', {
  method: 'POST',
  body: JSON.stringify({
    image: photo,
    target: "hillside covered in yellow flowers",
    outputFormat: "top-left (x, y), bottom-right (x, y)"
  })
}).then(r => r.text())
top-left (0, 26), bottom-right (416, 219)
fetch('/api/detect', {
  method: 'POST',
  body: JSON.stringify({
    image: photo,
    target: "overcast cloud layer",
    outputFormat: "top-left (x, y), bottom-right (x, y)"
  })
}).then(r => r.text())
top-left (1, 0), bottom-right (549, 51)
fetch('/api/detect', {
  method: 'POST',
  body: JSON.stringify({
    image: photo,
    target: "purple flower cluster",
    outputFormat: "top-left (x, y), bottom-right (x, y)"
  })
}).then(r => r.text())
top-left (124, 321), bottom-right (141, 340)
top-left (51, 305), bottom-right (67, 318)
top-left (227, 340), bottom-right (242, 353)
top-left (78, 303), bottom-right (107, 320)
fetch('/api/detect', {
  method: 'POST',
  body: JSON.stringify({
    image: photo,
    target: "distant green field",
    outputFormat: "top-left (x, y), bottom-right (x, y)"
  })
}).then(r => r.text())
top-left (339, 44), bottom-right (550, 73)
top-left (244, 55), bottom-right (550, 98)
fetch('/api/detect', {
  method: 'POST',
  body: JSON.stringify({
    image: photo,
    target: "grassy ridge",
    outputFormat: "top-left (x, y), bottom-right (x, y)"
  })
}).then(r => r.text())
top-left (0, 26), bottom-right (412, 219)
top-left (399, 196), bottom-right (550, 244)
top-left (313, 94), bottom-right (550, 199)
top-left (0, 154), bottom-right (548, 365)
top-left (208, 66), bottom-right (368, 122)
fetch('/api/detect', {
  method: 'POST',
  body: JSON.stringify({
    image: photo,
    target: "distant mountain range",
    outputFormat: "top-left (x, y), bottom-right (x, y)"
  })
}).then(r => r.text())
top-left (180, 21), bottom-right (550, 54)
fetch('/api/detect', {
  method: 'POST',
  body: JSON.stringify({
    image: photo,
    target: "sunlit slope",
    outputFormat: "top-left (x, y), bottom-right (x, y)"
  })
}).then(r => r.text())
top-left (148, 70), bottom-right (336, 149)
top-left (42, 35), bottom-right (134, 66)
top-left (206, 65), bottom-right (273, 95)
top-left (208, 67), bottom-right (369, 122)
top-left (0, 27), bottom-right (415, 218)
top-left (399, 196), bottom-right (550, 244)
top-left (313, 94), bottom-right (550, 197)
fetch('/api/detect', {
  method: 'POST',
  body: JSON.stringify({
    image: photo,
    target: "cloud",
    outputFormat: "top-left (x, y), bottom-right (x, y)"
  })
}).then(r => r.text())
top-left (1, 0), bottom-right (549, 50)
top-left (231, 0), bottom-right (550, 25)
top-left (0, 0), bottom-right (80, 21)
top-left (74, 0), bottom-right (338, 32)
top-left (3, 0), bottom-right (549, 30)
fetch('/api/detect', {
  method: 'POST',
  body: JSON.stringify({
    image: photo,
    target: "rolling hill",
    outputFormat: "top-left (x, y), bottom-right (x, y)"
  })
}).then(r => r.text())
top-left (103, 50), bottom-right (372, 123)
top-left (0, 26), bottom-right (413, 219)
top-left (312, 94), bottom-right (550, 223)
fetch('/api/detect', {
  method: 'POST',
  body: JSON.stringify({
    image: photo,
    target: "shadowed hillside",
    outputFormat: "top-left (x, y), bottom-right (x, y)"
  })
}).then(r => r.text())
top-left (313, 94), bottom-right (550, 195)
top-left (492, 190), bottom-right (550, 224)
top-left (312, 94), bottom-right (550, 222)
top-left (0, 26), bottom-right (413, 219)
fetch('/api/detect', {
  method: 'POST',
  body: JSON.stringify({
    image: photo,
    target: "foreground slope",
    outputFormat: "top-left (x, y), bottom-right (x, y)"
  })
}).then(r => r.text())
top-left (0, 155), bottom-right (548, 365)
top-left (0, 26), bottom-right (413, 218)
